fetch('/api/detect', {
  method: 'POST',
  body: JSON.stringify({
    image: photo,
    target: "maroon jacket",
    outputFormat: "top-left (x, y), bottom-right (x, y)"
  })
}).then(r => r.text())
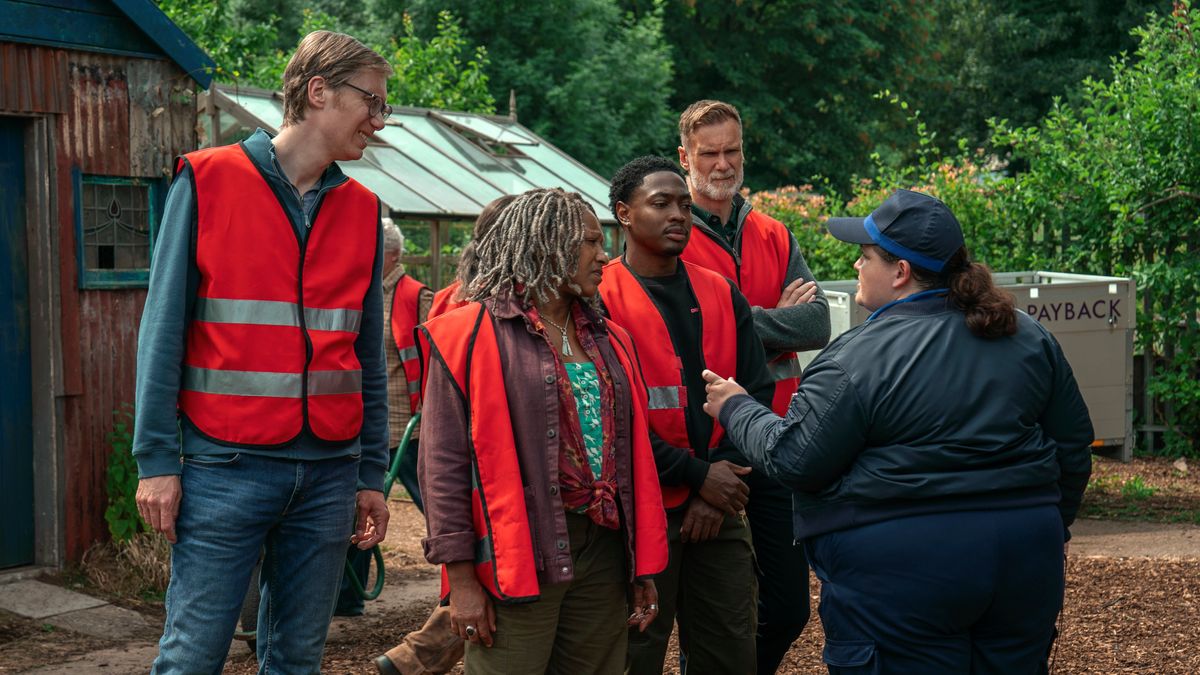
top-left (419, 296), bottom-right (646, 586)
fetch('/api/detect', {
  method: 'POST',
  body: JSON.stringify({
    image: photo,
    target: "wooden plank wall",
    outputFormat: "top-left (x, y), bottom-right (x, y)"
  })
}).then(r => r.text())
top-left (37, 48), bottom-right (199, 560)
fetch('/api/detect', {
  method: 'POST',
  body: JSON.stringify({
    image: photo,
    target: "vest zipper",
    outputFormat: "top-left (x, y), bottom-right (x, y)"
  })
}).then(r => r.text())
top-left (295, 184), bottom-right (336, 437)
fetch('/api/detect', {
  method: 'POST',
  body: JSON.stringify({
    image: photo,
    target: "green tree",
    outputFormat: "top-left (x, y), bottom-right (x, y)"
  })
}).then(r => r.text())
top-left (407, 0), bottom-right (675, 176)
top-left (157, 0), bottom-right (282, 85)
top-left (619, 0), bottom-right (942, 192)
top-left (156, 1), bottom-right (492, 113)
top-left (988, 1), bottom-right (1200, 454)
top-left (390, 11), bottom-right (494, 112)
top-left (919, 0), bottom-right (1173, 160)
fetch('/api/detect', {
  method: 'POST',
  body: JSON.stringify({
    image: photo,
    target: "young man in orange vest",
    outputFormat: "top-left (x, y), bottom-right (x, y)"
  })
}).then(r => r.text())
top-left (601, 156), bottom-right (774, 673)
top-left (132, 31), bottom-right (392, 672)
top-left (677, 100), bottom-right (831, 673)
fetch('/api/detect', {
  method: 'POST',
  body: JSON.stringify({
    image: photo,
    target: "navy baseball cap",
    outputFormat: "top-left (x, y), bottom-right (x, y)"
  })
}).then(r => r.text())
top-left (826, 189), bottom-right (964, 273)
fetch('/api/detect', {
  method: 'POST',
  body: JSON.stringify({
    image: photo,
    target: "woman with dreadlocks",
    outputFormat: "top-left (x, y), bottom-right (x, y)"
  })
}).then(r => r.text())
top-left (414, 188), bottom-right (668, 675)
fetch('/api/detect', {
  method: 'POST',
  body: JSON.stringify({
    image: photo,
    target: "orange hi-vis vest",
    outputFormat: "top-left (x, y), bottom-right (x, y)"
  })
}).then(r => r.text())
top-left (599, 259), bottom-right (738, 509)
top-left (681, 210), bottom-right (803, 415)
top-left (428, 280), bottom-right (466, 320)
top-left (176, 143), bottom-right (379, 446)
top-left (416, 302), bottom-right (668, 602)
top-left (390, 274), bottom-right (429, 415)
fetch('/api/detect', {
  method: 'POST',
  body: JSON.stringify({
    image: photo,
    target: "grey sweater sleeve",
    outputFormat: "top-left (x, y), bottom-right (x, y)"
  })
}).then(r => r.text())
top-left (133, 167), bottom-right (196, 478)
top-left (751, 234), bottom-right (832, 358)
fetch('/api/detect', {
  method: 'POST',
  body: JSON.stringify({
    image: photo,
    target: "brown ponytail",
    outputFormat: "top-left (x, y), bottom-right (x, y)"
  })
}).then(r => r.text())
top-left (910, 247), bottom-right (1017, 338)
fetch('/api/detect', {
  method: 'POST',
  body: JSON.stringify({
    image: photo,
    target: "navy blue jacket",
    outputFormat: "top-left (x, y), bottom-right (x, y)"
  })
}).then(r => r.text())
top-left (719, 292), bottom-right (1093, 540)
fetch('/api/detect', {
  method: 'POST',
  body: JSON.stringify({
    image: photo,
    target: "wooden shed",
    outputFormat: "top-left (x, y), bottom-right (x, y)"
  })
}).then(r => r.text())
top-left (0, 0), bottom-right (213, 568)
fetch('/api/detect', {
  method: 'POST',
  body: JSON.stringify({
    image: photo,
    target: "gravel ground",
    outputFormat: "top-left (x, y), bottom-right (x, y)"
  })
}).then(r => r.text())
top-left (4, 455), bottom-right (1199, 673)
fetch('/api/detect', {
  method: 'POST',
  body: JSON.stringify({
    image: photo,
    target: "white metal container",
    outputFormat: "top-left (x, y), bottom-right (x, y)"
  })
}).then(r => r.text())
top-left (804, 272), bottom-right (1135, 459)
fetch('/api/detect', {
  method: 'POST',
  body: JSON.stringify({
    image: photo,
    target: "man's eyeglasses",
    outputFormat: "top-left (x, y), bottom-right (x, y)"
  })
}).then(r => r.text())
top-left (342, 82), bottom-right (393, 121)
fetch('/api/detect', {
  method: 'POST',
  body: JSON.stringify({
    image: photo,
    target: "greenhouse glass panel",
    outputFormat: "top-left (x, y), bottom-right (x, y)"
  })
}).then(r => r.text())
top-left (397, 115), bottom-right (509, 171)
top-left (518, 144), bottom-right (610, 196)
top-left (374, 126), bottom-right (502, 206)
top-left (227, 92), bottom-right (284, 130)
top-left (362, 144), bottom-right (484, 215)
top-left (340, 163), bottom-right (439, 214)
top-left (438, 112), bottom-right (537, 145)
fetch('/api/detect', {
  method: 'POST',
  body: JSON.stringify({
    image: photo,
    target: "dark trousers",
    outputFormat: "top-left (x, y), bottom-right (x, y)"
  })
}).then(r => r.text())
top-left (745, 472), bottom-right (811, 673)
top-left (466, 512), bottom-right (627, 675)
top-left (336, 440), bottom-right (422, 616)
top-left (807, 506), bottom-right (1064, 674)
top-left (628, 507), bottom-right (758, 674)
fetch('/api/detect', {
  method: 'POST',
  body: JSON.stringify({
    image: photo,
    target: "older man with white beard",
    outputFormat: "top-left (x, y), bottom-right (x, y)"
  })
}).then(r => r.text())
top-left (676, 99), bottom-right (830, 674)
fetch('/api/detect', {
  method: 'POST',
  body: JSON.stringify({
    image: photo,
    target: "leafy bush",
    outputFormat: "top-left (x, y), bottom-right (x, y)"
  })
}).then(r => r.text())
top-left (104, 404), bottom-right (146, 543)
top-left (758, 4), bottom-right (1200, 456)
top-left (990, 2), bottom-right (1200, 455)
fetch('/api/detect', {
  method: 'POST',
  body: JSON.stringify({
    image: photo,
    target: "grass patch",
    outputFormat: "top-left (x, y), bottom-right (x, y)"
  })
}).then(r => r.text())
top-left (1082, 456), bottom-right (1200, 522)
top-left (74, 532), bottom-right (171, 606)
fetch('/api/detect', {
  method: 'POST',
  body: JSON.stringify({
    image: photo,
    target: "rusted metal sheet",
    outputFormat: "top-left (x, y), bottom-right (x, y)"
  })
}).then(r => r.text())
top-left (57, 54), bottom-right (131, 176)
top-left (55, 52), bottom-right (134, 399)
top-left (63, 289), bottom-right (147, 561)
top-left (127, 58), bottom-right (198, 178)
top-left (44, 51), bottom-right (200, 559)
top-left (0, 42), bottom-right (69, 114)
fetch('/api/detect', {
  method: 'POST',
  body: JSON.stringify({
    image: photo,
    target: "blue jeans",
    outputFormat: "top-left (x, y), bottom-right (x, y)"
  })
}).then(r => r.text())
top-left (152, 452), bottom-right (359, 674)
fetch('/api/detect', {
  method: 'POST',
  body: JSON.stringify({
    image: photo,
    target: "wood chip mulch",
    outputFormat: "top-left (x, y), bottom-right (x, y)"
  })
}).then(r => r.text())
top-left (8, 457), bottom-right (1199, 674)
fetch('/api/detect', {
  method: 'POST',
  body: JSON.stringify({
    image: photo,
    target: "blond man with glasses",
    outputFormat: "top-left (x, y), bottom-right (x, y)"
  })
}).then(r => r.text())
top-left (134, 31), bottom-right (393, 672)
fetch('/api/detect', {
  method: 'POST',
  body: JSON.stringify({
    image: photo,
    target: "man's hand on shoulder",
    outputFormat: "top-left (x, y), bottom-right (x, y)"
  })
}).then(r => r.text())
top-left (352, 489), bottom-right (389, 549)
top-left (136, 475), bottom-right (182, 543)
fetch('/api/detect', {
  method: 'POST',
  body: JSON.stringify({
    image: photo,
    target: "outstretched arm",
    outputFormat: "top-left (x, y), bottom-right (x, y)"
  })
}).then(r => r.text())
top-left (702, 359), bottom-right (866, 494)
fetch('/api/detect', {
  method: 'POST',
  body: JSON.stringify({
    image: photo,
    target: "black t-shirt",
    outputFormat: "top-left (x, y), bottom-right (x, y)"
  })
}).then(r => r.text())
top-left (626, 261), bottom-right (774, 490)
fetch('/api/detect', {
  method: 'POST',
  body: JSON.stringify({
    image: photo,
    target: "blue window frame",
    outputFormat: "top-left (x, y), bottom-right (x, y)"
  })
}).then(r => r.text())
top-left (73, 169), bottom-right (161, 289)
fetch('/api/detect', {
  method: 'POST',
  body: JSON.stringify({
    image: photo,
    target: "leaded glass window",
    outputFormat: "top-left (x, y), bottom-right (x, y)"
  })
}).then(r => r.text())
top-left (74, 171), bottom-right (160, 288)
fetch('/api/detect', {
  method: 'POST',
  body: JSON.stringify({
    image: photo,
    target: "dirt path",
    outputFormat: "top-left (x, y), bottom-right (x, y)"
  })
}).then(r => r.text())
top-left (1071, 517), bottom-right (1200, 558)
top-left (6, 499), bottom-right (1200, 673)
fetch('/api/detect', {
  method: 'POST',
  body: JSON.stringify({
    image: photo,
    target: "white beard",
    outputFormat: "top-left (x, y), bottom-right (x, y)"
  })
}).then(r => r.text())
top-left (689, 168), bottom-right (743, 202)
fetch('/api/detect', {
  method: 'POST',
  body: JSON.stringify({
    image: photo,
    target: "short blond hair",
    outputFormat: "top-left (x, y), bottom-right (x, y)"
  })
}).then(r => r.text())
top-left (281, 31), bottom-right (392, 127)
top-left (678, 100), bottom-right (742, 150)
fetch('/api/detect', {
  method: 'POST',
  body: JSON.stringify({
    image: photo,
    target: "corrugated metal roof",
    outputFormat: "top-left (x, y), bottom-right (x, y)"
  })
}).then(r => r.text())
top-left (206, 84), bottom-right (615, 222)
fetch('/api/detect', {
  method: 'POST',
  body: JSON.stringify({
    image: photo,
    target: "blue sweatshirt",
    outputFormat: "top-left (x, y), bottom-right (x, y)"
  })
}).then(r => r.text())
top-left (132, 129), bottom-right (389, 492)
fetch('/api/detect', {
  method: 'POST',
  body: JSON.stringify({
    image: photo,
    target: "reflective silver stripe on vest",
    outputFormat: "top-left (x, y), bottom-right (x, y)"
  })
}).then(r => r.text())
top-left (183, 366), bottom-right (302, 398)
top-left (308, 369), bottom-right (363, 396)
top-left (407, 380), bottom-right (421, 394)
top-left (769, 357), bottom-right (804, 382)
top-left (194, 298), bottom-right (361, 333)
top-left (194, 298), bottom-right (299, 327)
top-left (398, 346), bottom-right (419, 362)
top-left (647, 386), bottom-right (683, 411)
top-left (183, 367), bottom-right (362, 397)
top-left (304, 307), bottom-right (362, 333)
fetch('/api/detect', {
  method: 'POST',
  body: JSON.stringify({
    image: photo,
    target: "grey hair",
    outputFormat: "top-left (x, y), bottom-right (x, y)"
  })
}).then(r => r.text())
top-left (381, 217), bottom-right (404, 253)
top-left (466, 188), bottom-right (597, 306)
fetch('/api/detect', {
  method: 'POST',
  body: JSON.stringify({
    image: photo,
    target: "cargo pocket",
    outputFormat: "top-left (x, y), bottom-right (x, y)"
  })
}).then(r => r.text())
top-left (823, 639), bottom-right (878, 674)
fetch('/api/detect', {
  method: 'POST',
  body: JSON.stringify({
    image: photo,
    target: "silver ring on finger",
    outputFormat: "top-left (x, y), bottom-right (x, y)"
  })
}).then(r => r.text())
top-left (648, 603), bottom-right (658, 611)
top-left (465, 625), bottom-right (478, 638)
